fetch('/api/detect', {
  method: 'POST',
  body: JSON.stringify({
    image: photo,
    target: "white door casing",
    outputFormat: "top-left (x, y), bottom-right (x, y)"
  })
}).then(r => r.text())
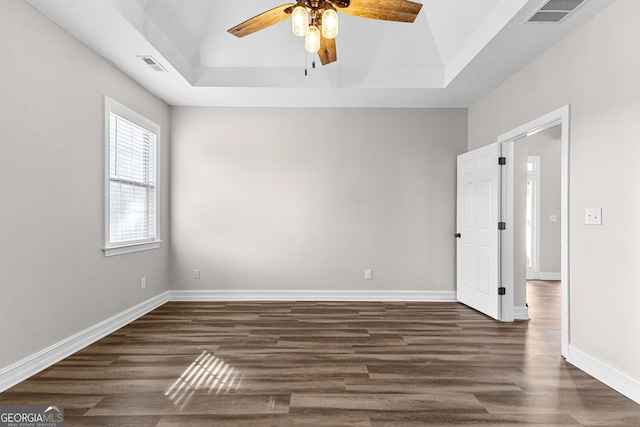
top-left (498, 105), bottom-right (570, 357)
top-left (456, 142), bottom-right (500, 320)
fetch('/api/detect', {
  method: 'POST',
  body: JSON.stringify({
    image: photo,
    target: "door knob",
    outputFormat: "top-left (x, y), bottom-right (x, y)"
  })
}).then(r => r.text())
top-left (455, 233), bottom-right (461, 238)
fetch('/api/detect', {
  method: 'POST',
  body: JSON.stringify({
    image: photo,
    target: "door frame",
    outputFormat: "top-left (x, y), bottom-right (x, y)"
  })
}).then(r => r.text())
top-left (498, 105), bottom-right (570, 358)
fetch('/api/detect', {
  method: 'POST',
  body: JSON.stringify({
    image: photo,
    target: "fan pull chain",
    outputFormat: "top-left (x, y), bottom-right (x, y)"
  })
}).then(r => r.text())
top-left (304, 52), bottom-right (317, 76)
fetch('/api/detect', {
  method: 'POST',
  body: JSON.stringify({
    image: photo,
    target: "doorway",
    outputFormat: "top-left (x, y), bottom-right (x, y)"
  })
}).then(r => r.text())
top-left (526, 156), bottom-right (540, 280)
top-left (498, 105), bottom-right (570, 358)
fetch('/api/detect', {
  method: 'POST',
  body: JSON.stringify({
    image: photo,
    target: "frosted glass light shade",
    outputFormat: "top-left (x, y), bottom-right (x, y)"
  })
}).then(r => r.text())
top-left (292, 6), bottom-right (309, 37)
top-left (305, 25), bottom-right (321, 53)
top-left (321, 8), bottom-right (338, 39)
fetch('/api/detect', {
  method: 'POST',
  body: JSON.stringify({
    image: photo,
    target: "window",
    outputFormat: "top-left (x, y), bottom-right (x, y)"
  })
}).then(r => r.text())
top-left (104, 97), bottom-right (161, 256)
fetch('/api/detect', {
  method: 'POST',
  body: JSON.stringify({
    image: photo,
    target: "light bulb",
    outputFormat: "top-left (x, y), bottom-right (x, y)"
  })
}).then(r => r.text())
top-left (305, 25), bottom-right (321, 53)
top-left (321, 8), bottom-right (338, 39)
top-left (292, 5), bottom-right (309, 37)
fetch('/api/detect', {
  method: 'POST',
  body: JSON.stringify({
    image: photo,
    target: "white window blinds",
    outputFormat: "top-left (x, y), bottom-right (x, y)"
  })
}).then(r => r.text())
top-left (104, 97), bottom-right (160, 254)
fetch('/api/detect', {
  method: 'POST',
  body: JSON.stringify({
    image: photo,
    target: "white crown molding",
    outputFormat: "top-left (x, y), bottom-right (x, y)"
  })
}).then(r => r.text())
top-left (568, 345), bottom-right (640, 405)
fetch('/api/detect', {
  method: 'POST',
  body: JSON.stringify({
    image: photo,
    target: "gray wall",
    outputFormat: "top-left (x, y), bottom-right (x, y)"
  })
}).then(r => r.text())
top-left (170, 107), bottom-right (467, 293)
top-left (0, 1), bottom-right (171, 370)
top-left (469, 0), bottom-right (640, 380)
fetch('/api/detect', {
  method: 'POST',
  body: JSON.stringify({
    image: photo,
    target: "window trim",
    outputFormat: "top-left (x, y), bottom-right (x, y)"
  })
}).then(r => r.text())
top-left (103, 96), bottom-right (161, 257)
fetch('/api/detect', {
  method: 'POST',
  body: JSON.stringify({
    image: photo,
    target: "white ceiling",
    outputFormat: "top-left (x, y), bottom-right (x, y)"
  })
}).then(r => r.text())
top-left (25, 0), bottom-right (612, 107)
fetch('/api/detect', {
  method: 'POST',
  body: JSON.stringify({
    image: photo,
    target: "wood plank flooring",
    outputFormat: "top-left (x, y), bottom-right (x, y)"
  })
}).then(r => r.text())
top-left (2, 282), bottom-right (639, 426)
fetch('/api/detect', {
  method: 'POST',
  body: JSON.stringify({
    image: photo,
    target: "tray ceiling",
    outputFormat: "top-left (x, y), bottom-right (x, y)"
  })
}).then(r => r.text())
top-left (25, 0), bottom-right (612, 107)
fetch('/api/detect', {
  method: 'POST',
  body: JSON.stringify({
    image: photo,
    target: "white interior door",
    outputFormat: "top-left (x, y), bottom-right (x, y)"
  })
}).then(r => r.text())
top-left (456, 143), bottom-right (500, 320)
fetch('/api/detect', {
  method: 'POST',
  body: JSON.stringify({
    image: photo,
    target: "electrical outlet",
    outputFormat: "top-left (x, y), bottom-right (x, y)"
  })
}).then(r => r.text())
top-left (140, 277), bottom-right (146, 289)
top-left (194, 269), bottom-right (200, 279)
top-left (585, 208), bottom-right (602, 225)
top-left (364, 269), bottom-right (372, 280)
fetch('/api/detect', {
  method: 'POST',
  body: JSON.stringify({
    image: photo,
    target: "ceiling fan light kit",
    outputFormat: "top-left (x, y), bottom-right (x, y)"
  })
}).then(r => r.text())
top-left (292, 4), bottom-right (310, 36)
top-left (321, 7), bottom-right (339, 39)
top-left (228, 0), bottom-right (422, 66)
top-left (305, 25), bottom-right (321, 53)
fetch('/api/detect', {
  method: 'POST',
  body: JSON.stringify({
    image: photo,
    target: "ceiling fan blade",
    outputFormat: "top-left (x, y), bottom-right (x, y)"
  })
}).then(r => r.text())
top-left (228, 4), bottom-right (295, 38)
top-left (339, 0), bottom-right (422, 23)
top-left (318, 35), bottom-right (337, 66)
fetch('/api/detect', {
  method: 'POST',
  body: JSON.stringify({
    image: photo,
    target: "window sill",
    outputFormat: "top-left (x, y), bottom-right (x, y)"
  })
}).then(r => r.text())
top-left (103, 240), bottom-right (162, 257)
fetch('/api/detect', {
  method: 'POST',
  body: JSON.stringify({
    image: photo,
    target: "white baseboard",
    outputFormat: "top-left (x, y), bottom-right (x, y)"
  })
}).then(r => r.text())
top-left (5, 289), bottom-right (640, 406)
top-left (0, 289), bottom-right (455, 392)
top-left (169, 290), bottom-right (457, 302)
top-left (0, 291), bottom-right (169, 393)
top-left (539, 272), bottom-right (561, 281)
top-left (514, 305), bottom-right (529, 320)
top-left (568, 345), bottom-right (640, 405)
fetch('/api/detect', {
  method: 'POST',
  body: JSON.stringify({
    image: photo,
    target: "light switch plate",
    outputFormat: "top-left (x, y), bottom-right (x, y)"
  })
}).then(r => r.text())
top-left (585, 208), bottom-right (602, 225)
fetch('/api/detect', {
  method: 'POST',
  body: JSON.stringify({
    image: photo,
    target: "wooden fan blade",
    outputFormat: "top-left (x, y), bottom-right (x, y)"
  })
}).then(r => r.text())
top-left (339, 0), bottom-right (422, 23)
top-left (228, 4), bottom-right (295, 38)
top-left (318, 35), bottom-right (337, 65)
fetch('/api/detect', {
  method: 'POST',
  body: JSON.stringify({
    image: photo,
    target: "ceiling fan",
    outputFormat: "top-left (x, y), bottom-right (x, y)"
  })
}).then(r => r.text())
top-left (228, 0), bottom-right (423, 66)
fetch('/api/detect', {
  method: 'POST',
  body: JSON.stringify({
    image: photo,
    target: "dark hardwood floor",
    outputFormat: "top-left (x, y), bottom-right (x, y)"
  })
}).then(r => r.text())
top-left (2, 282), bottom-right (639, 426)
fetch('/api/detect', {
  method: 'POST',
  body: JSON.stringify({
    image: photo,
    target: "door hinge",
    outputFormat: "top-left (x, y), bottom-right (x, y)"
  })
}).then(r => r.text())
top-left (498, 156), bottom-right (506, 165)
top-left (498, 222), bottom-right (506, 230)
top-left (498, 287), bottom-right (506, 295)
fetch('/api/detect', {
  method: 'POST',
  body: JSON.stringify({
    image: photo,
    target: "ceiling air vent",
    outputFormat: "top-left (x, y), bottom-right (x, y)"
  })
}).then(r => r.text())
top-left (527, 0), bottom-right (585, 24)
top-left (138, 56), bottom-right (167, 72)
